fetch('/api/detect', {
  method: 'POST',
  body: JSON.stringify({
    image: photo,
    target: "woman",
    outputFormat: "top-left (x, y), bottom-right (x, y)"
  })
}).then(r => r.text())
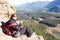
top-left (5, 14), bottom-right (32, 38)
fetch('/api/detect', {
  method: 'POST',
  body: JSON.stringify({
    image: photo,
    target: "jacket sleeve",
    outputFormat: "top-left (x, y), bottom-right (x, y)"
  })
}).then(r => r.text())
top-left (9, 26), bottom-right (20, 32)
top-left (5, 24), bottom-right (12, 35)
top-left (6, 20), bottom-right (12, 25)
top-left (6, 19), bottom-right (16, 24)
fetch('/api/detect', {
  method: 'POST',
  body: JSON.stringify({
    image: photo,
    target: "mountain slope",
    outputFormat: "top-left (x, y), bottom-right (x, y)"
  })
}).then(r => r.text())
top-left (46, 0), bottom-right (60, 12)
top-left (46, 0), bottom-right (60, 9)
top-left (16, 1), bottom-right (50, 11)
top-left (47, 5), bottom-right (60, 12)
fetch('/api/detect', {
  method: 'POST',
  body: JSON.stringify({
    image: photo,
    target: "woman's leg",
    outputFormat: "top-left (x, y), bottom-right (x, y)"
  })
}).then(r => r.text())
top-left (26, 27), bottom-right (33, 37)
top-left (20, 26), bottom-right (33, 37)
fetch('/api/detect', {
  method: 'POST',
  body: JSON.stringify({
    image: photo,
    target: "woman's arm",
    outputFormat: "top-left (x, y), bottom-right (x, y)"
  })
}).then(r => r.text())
top-left (16, 21), bottom-right (21, 27)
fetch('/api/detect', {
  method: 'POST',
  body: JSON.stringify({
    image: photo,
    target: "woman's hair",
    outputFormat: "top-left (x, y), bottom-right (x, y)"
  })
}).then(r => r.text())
top-left (11, 14), bottom-right (17, 17)
top-left (11, 14), bottom-right (17, 19)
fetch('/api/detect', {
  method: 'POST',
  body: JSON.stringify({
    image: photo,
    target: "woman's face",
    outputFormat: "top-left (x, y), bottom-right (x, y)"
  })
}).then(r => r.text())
top-left (12, 17), bottom-right (17, 20)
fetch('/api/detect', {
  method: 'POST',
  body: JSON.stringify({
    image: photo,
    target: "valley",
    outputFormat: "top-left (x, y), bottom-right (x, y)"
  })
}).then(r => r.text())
top-left (16, 0), bottom-right (60, 40)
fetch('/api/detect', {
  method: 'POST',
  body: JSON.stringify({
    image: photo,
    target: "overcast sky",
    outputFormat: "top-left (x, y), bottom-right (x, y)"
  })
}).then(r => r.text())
top-left (8, 0), bottom-right (54, 6)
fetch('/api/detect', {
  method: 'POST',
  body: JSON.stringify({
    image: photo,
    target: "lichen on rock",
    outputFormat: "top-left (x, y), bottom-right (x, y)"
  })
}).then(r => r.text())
top-left (0, 0), bottom-right (16, 22)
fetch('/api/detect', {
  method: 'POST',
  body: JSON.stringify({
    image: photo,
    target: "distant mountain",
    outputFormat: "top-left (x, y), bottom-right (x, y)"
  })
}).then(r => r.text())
top-left (47, 5), bottom-right (60, 12)
top-left (46, 0), bottom-right (60, 9)
top-left (16, 0), bottom-right (60, 13)
top-left (16, 1), bottom-right (51, 11)
top-left (46, 0), bottom-right (60, 12)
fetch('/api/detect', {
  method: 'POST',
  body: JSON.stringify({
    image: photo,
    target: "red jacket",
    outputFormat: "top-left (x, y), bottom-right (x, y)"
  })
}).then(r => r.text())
top-left (5, 23), bottom-right (17, 35)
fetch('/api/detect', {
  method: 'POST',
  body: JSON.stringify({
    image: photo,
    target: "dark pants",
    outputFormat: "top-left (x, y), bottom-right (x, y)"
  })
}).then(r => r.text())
top-left (12, 26), bottom-right (33, 37)
top-left (20, 27), bottom-right (32, 37)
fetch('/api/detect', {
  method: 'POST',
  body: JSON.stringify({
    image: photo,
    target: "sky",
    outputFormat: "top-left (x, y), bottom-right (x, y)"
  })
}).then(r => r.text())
top-left (8, 0), bottom-right (54, 6)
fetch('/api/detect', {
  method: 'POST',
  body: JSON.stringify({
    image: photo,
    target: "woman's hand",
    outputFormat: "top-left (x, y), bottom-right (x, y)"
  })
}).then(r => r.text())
top-left (16, 21), bottom-right (20, 25)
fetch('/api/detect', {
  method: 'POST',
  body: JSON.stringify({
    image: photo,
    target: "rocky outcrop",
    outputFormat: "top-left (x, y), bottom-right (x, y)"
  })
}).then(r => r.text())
top-left (0, 28), bottom-right (44, 40)
top-left (0, 0), bottom-right (16, 14)
top-left (0, 0), bottom-right (44, 40)
top-left (0, 0), bottom-right (16, 22)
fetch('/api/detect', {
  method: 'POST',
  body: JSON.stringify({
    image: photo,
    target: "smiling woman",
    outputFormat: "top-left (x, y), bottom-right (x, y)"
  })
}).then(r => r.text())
top-left (8, 0), bottom-right (54, 6)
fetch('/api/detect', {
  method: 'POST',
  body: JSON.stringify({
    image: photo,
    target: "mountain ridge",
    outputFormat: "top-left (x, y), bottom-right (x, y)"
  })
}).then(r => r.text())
top-left (46, 0), bottom-right (60, 12)
top-left (16, 0), bottom-right (60, 13)
top-left (16, 1), bottom-right (51, 11)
